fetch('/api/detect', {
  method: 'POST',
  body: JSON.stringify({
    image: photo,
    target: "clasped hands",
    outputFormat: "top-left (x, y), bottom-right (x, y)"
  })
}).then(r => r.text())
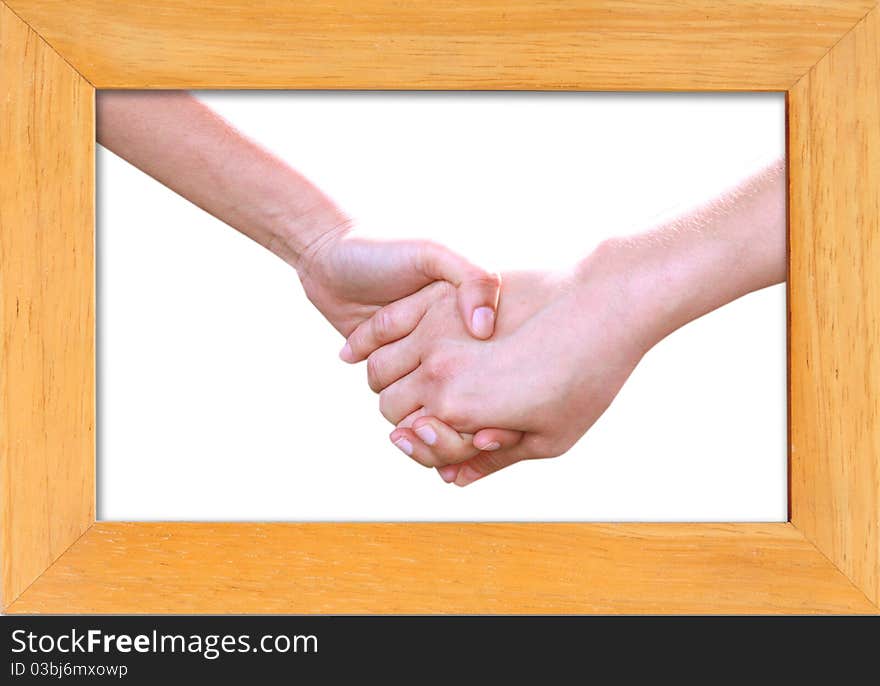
top-left (304, 226), bottom-right (652, 487)
top-left (298, 160), bottom-right (785, 487)
top-left (93, 93), bottom-right (783, 486)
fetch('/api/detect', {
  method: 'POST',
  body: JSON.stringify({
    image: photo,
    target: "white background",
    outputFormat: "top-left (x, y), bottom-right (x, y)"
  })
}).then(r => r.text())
top-left (98, 92), bottom-right (787, 521)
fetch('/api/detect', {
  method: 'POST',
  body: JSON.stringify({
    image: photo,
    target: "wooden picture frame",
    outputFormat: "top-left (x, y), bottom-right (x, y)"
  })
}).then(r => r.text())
top-left (1, 0), bottom-right (878, 614)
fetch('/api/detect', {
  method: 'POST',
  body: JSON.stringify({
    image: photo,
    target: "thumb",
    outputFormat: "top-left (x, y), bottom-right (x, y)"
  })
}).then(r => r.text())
top-left (451, 446), bottom-right (526, 487)
top-left (444, 434), bottom-right (553, 486)
top-left (417, 241), bottom-right (501, 339)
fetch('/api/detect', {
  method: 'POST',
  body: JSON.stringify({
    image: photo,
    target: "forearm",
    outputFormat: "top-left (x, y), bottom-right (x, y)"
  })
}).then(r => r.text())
top-left (580, 158), bottom-right (787, 352)
top-left (96, 91), bottom-right (349, 268)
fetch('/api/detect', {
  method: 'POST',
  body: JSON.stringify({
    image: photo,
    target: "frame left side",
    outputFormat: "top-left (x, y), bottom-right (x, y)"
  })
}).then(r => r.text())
top-left (0, 2), bottom-right (94, 608)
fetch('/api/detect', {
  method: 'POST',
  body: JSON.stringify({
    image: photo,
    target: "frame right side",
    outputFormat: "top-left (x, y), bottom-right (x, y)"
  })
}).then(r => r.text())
top-left (789, 5), bottom-right (880, 608)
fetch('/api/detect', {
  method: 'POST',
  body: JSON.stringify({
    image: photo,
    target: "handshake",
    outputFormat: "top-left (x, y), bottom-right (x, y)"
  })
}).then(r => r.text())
top-left (300, 152), bottom-right (786, 486)
top-left (96, 92), bottom-right (786, 487)
top-left (300, 233), bottom-right (649, 487)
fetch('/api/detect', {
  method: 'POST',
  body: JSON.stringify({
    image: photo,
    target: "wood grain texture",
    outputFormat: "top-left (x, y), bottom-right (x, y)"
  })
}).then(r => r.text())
top-left (0, 3), bottom-right (95, 607)
top-left (6, 522), bottom-right (878, 614)
top-left (789, 5), bottom-right (880, 607)
top-left (5, 0), bottom-right (878, 90)
top-left (2, 0), bottom-right (878, 615)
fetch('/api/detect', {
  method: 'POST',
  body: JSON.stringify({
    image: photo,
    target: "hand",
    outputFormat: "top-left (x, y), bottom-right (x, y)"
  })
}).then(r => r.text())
top-left (296, 224), bottom-right (502, 344)
top-left (345, 243), bottom-right (656, 485)
top-left (341, 269), bottom-right (572, 470)
top-left (95, 92), bottom-right (501, 344)
top-left (345, 159), bottom-right (787, 486)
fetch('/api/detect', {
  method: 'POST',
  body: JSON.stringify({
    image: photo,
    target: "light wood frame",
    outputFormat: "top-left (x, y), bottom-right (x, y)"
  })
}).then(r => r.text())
top-left (1, 1), bottom-right (878, 614)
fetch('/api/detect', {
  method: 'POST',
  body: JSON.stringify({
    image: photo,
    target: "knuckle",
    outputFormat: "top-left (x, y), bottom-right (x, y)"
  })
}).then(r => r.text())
top-left (422, 357), bottom-right (445, 383)
top-left (432, 392), bottom-right (470, 429)
top-left (378, 392), bottom-right (395, 423)
top-left (344, 328), bottom-right (364, 359)
top-left (366, 354), bottom-right (384, 393)
top-left (419, 280), bottom-right (455, 306)
top-left (443, 408), bottom-right (470, 431)
top-left (432, 280), bottom-right (456, 299)
top-left (372, 308), bottom-right (395, 341)
top-left (422, 351), bottom-right (458, 384)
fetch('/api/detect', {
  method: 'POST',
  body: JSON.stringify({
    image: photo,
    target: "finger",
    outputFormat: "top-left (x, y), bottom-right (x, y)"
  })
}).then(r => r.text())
top-left (450, 437), bottom-right (552, 487)
top-left (417, 242), bottom-right (501, 340)
top-left (458, 275), bottom-right (502, 340)
top-left (388, 426), bottom-right (472, 468)
top-left (408, 416), bottom-right (524, 463)
top-left (339, 284), bottom-right (436, 363)
top-left (453, 447), bottom-right (527, 487)
top-left (366, 336), bottom-right (421, 393)
top-left (437, 464), bottom-right (461, 483)
top-left (472, 427), bottom-right (525, 452)
top-left (378, 372), bottom-right (423, 425)
top-left (398, 407), bottom-right (427, 429)
top-left (400, 416), bottom-right (524, 479)
top-left (389, 418), bottom-right (480, 468)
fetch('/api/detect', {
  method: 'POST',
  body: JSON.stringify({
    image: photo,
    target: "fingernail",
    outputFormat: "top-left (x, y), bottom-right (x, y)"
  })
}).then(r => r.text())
top-left (338, 342), bottom-right (355, 363)
top-left (471, 306), bottom-right (495, 338)
top-left (393, 438), bottom-right (413, 456)
top-left (438, 465), bottom-right (458, 483)
top-left (478, 441), bottom-right (501, 451)
top-left (414, 425), bottom-right (438, 446)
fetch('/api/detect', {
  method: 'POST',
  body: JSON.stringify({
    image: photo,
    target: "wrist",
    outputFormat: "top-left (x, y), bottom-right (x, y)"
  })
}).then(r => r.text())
top-left (572, 237), bottom-right (673, 355)
top-left (273, 205), bottom-right (354, 275)
top-left (573, 159), bottom-right (787, 353)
